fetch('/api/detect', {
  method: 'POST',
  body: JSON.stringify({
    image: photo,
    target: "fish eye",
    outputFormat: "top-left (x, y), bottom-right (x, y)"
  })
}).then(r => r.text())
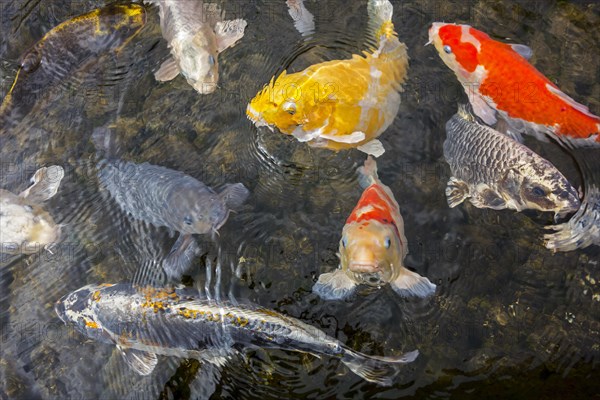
top-left (341, 236), bottom-right (347, 248)
top-left (184, 216), bottom-right (193, 225)
top-left (384, 237), bottom-right (391, 249)
top-left (443, 45), bottom-right (452, 54)
top-left (208, 54), bottom-right (215, 65)
top-left (531, 186), bottom-right (546, 197)
top-left (282, 101), bottom-right (296, 115)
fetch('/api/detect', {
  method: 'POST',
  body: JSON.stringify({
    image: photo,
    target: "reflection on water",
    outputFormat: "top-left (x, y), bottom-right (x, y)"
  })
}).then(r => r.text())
top-left (1, 0), bottom-right (599, 399)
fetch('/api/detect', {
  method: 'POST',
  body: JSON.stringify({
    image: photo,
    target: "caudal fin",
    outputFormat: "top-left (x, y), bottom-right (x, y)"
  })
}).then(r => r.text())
top-left (367, 0), bottom-right (397, 50)
top-left (357, 155), bottom-right (379, 189)
top-left (341, 346), bottom-right (418, 386)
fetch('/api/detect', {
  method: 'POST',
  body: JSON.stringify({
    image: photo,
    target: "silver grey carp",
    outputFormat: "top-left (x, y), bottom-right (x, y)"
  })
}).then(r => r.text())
top-left (148, 0), bottom-right (247, 94)
top-left (55, 283), bottom-right (418, 385)
top-left (98, 160), bottom-right (248, 235)
top-left (443, 105), bottom-right (580, 218)
top-left (0, 166), bottom-right (64, 254)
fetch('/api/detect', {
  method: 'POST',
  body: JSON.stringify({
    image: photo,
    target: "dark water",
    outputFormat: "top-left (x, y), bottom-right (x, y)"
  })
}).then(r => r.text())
top-left (1, 0), bottom-right (599, 399)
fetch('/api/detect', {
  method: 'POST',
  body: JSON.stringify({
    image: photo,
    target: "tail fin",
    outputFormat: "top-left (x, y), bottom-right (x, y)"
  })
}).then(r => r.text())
top-left (91, 125), bottom-right (121, 160)
top-left (357, 155), bottom-right (379, 188)
top-left (367, 0), bottom-right (395, 45)
top-left (341, 346), bottom-right (418, 386)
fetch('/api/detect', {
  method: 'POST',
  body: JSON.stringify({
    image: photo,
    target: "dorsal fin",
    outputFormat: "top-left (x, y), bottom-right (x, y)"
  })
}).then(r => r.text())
top-left (510, 43), bottom-right (533, 60)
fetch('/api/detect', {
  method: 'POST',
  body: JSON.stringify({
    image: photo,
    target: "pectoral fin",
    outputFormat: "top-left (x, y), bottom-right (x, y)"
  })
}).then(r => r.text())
top-left (313, 269), bottom-right (356, 300)
top-left (445, 177), bottom-right (469, 208)
top-left (510, 44), bottom-right (533, 60)
top-left (357, 139), bottom-right (385, 157)
top-left (19, 166), bottom-right (64, 202)
top-left (391, 268), bottom-right (436, 298)
top-left (154, 57), bottom-right (180, 82)
top-left (219, 183), bottom-right (250, 210)
top-left (214, 19), bottom-right (247, 52)
top-left (472, 185), bottom-right (506, 210)
top-left (118, 346), bottom-right (158, 376)
top-left (319, 131), bottom-right (365, 144)
top-left (470, 93), bottom-right (497, 125)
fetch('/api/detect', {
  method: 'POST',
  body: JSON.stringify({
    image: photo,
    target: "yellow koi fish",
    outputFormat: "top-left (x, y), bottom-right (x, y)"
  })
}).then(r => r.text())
top-left (246, 0), bottom-right (408, 157)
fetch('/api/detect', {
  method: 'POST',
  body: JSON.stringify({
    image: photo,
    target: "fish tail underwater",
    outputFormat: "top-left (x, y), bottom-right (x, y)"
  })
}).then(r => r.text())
top-left (1, 0), bottom-right (599, 398)
top-left (340, 346), bottom-right (419, 386)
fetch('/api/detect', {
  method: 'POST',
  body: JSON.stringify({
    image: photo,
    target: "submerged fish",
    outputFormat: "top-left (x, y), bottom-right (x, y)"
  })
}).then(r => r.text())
top-left (313, 157), bottom-right (436, 300)
top-left (0, 4), bottom-right (146, 131)
top-left (148, 0), bottom-right (247, 94)
top-left (444, 105), bottom-right (580, 218)
top-left (247, 0), bottom-right (409, 157)
top-left (428, 22), bottom-right (600, 144)
top-left (0, 166), bottom-right (64, 254)
top-left (98, 160), bottom-right (248, 235)
top-left (286, 0), bottom-right (315, 37)
top-left (56, 283), bottom-right (418, 385)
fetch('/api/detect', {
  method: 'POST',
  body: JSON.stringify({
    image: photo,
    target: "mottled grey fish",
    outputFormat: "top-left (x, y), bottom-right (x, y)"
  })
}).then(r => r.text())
top-left (55, 283), bottom-right (418, 385)
top-left (98, 160), bottom-right (248, 236)
top-left (0, 166), bottom-right (64, 254)
top-left (148, 0), bottom-right (246, 94)
top-left (0, 4), bottom-right (146, 131)
top-left (443, 105), bottom-right (580, 219)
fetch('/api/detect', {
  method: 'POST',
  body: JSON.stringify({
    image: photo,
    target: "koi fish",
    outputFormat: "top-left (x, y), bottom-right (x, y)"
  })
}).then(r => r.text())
top-left (246, 0), bottom-right (409, 157)
top-left (313, 157), bottom-right (436, 300)
top-left (444, 105), bottom-right (580, 218)
top-left (55, 283), bottom-right (419, 385)
top-left (0, 166), bottom-right (64, 254)
top-left (428, 22), bottom-right (600, 144)
top-left (0, 4), bottom-right (146, 132)
top-left (148, 0), bottom-right (247, 94)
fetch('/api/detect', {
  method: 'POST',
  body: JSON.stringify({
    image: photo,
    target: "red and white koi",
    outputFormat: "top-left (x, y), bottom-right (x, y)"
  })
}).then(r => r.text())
top-left (313, 157), bottom-right (436, 300)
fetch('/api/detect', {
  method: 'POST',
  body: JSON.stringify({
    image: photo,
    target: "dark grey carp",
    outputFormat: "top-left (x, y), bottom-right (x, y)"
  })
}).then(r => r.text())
top-left (0, 4), bottom-right (146, 132)
top-left (98, 160), bottom-right (248, 235)
top-left (55, 283), bottom-right (418, 385)
top-left (444, 105), bottom-right (580, 219)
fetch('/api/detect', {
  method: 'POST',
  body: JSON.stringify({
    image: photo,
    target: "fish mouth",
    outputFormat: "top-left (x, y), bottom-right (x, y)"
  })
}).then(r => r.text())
top-left (349, 263), bottom-right (380, 274)
top-left (246, 104), bottom-right (264, 125)
top-left (353, 272), bottom-right (385, 287)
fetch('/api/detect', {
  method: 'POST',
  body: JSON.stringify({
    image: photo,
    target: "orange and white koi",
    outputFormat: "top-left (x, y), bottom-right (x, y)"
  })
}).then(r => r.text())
top-left (313, 156), bottom-right (436, 300)
top-left (246, 0), bottom-right (409, 157)
top-left (428, 23), bottom-right (600, 144)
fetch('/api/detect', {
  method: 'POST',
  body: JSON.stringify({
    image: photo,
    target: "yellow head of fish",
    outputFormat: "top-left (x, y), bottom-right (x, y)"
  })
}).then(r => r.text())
top-left (339, 220), bottom-right (406, 287)
top-left (246, 72), bottom-right (315, 134)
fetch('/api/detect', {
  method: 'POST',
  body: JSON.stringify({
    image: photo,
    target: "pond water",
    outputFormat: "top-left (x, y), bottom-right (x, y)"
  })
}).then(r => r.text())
top-left (1, 0), bottom-right (599, 399)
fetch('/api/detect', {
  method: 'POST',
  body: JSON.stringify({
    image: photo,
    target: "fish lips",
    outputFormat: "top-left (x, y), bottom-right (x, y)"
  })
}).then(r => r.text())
top-left (246, 104), bottom-right (271, 129)
top-left (349, 263), bottom-right (387, 286)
